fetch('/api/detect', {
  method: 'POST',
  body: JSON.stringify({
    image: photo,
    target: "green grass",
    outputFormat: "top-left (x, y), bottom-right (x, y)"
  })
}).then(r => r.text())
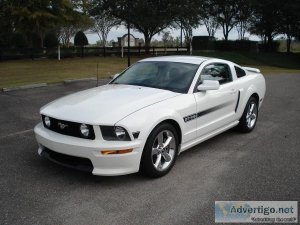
top-left (193, 51), bottom-right (300, 69)
top-left (0, 57), bottom-right (142, 88)
top-left (256, 66), bottom-right (300, 75)
top-left (0, 53), bottom-right (300, 88)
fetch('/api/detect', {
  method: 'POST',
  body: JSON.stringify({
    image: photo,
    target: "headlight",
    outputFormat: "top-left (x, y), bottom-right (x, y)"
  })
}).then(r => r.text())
top-left (44, 116), bottom-right (51, 127)
top-left (100, 126), bottom-right (131, 141)
top-left (80, 124), bottom-right (90, 137)
top-left (115, 126), bottom-right (127, 139)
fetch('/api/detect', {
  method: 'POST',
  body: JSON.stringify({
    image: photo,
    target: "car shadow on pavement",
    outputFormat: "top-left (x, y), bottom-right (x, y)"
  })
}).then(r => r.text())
top-left (30, 128), bottom-right (241, 185)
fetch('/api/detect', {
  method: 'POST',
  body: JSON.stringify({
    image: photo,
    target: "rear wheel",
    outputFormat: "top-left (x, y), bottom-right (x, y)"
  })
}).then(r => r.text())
top-left (140, 123), bottom-right (179, 178)
top-left (237, 96), bottom-right (258, 133)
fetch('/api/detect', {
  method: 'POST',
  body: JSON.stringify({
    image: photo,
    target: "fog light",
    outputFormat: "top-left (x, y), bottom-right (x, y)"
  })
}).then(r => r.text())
top-left (44, 116), bottom-right (51, 127)
top-left (101, 149), bottom-right (133, 155)
top-left (80, 124), bottom-right (90, 137)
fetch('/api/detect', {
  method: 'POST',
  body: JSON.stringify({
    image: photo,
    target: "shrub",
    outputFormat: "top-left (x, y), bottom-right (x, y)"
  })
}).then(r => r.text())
top-left (74, 31), bottom-right (88, 46)
top-left (44, 32), bottom-right (59, 48)
top-left (32, 33), bottom-right (42, 48)
top-left (11, 33), bottom-right (28, 48)
top-left (192, 36), bottom-right (216, 50)
top-left (215, 40), bottom-right (258, 52)
top-left (258, 42), bottom-right (280, 52)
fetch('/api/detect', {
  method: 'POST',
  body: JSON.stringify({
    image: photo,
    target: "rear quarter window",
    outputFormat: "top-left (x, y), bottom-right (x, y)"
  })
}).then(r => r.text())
top-left (235, 66), bottom-right (246, 78)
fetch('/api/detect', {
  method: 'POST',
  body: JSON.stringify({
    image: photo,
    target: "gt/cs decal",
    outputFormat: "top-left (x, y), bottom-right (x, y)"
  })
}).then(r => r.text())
top-left (183, 114), bottom-right (197, 122)
top-left (183, 101), bottom-right (235, 123)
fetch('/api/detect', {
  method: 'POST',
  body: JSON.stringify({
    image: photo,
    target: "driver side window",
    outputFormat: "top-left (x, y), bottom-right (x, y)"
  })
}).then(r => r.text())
top-left (200, 63), bottom-right (232, 84)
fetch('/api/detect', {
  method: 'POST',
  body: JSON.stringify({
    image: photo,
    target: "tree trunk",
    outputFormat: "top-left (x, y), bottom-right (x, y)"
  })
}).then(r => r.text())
top-left (224, 33), bottom-right (228, 41)
top-left (144, 34), bottom-right (151, 54)
top-left (267, 33), bottom-right (273, 52)
top-left (267, 33), bottom-right (272, 44)
top-left (223, 25), bottom-right (229, 41)
top-left (40, 34), bottom-right (44, 48)
top-left (286, 37), bottom-right (291, 53)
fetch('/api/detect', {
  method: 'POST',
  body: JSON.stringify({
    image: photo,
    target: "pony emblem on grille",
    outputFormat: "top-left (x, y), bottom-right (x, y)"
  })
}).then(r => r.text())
top-left (58, 122), bottom-right (68, 129)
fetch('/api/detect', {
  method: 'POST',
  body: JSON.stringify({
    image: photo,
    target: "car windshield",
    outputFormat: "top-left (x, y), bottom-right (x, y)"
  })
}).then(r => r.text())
top-left (110, 61), bottom-right (199, 93)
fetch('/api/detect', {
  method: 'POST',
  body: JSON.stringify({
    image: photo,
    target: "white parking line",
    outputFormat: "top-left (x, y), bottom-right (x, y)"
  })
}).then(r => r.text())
top-left (0, 129), bottom-right (33, 139)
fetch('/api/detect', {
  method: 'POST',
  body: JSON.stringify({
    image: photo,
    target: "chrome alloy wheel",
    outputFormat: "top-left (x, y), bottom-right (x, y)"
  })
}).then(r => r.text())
top-left (246, 102), bottom-right (257, 129)
top-left (151, 130), bottom-right (176, 171)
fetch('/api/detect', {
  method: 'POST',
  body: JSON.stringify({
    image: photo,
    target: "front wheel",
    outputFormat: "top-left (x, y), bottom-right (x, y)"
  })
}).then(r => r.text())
top-left (140, 123), bottom-right (179, 178)
top-left (237, 96), bottom-right (258, 133)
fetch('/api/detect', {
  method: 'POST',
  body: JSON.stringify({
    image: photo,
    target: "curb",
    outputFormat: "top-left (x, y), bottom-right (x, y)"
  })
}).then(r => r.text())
top-left (64, 77), bottom-right (97, 84)
top-left (2, 83), bottom-right (47, 92)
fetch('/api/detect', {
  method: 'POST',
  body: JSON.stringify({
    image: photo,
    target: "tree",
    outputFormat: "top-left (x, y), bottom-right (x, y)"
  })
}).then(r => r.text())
top-left (74, 31), bottom-right (88, 46)
top-left (249, 0), bottom-right (281, 45)
top-left (91, 11), bottom-right (119, 46)
top-left (173, 0), bottom-right (202, 52)
top-left (0, 0), bottom-right (14, 47)
top-left (162, 31), bottom-right (171, 47)
top-left (98, 0), bottom-right (176, 51)
top-left (58, 1), bottom-right (93, 47)
top-left (201, 0), bottom-right (219, 37)
top-left (277, 0), bottom-right (300, 53)
top-left (59, 14), bottom-right (92, 47)
top-left (12, 0), bottom-right (71, 47)
top-left (203, 18), bottom-right (219, 38)
top-left (235, 0), bottom-right (252, 40)
top-left (161, 31), bottom-right (175, 47)
top-left (11, 0), bottom-right (88, 48)
top-left (212, 0), bottom-right (240, 41)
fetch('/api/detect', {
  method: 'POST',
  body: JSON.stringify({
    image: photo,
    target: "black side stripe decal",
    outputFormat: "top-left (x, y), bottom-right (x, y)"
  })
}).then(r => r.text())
top-left (235, 90), bottom-right (241, 112)
top-left (183, 101), bottom-right (233, 123)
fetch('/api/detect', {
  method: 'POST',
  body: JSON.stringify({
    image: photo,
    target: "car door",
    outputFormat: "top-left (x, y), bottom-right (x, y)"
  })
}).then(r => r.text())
top-left (193, 62), bottom-right (238, 138)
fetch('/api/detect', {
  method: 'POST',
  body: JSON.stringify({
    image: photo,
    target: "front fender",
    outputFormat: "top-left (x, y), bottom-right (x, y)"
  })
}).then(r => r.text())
top-left (115, 93), bottom-right (197, 146)
top-left (116, 106), bottom-right (184, 144)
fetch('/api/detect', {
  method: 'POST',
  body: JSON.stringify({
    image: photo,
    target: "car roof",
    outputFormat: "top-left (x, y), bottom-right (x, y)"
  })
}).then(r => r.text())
top-left (139, 56), bottom-right (211, 65)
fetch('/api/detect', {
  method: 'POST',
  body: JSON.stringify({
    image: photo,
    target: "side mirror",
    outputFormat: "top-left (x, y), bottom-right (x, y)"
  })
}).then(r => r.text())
top-left (112, 73), bottom-right (119, 79)
top-left (197, 80), bottom-right (220, 91)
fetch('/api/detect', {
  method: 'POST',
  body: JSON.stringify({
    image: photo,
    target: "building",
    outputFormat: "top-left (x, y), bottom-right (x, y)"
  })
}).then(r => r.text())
top-left (112, 34), bottom-right (144, 47)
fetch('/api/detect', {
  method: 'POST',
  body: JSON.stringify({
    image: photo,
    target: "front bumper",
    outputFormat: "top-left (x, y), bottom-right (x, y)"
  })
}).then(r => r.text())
top-left (34, 123), bottom-right (143, 176)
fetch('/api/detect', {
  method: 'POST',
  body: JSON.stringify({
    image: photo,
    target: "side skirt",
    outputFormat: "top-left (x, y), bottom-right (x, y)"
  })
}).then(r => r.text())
top-left (179, 120), bottom-right (239, 154)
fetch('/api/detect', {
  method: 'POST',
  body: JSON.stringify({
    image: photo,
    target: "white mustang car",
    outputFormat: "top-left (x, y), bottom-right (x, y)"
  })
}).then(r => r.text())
top-left (34, 56), bottom-right (266, 177)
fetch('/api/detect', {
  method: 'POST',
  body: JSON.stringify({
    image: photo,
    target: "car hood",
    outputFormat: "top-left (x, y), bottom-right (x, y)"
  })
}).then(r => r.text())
top-left (41, 84), bottom-right (180, 125)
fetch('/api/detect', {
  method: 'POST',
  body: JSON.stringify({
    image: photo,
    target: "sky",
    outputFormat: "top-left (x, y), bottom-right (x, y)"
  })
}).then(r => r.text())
top-left (85, 24), bottom-right (261, 44)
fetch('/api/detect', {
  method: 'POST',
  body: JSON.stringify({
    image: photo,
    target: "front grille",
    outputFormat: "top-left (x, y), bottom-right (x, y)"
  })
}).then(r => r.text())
top-left (42, 115), bottom-right (95, 140)
top-left (41, 148), bottom-right (93, 173)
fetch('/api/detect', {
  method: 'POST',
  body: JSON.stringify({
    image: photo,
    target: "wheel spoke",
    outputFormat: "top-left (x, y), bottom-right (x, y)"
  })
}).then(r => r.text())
top-left (152, 148), bottom-right (159, 156)
top-left (157, 133), bottom-right (164, 146)
top-left (154, 153), bottom-right (162, 168)
top-left (162, 151), bottom-right (172, 162)
top-left (249, 104), bottom-right (254, 114)
top-left (247, 118), bottom-right (251, 127)
top-left (246, 113), bottom-right (250, 119)
top-left (162, 136), bottom-right (172, 149)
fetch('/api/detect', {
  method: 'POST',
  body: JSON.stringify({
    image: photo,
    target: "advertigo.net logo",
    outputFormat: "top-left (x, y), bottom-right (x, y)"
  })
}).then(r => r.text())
top-left (215, 201), bottom-right (298, 223)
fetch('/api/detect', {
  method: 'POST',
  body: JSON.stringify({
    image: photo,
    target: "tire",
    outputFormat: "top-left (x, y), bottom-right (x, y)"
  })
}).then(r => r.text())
top-left (237, 96), bottom-right (258, 133)
top-left (140, 123), bottom-right (179, 178)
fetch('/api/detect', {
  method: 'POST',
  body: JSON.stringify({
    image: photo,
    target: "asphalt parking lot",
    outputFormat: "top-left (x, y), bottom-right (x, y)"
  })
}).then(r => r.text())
top-left (0, 74), bottom-right (300, 225)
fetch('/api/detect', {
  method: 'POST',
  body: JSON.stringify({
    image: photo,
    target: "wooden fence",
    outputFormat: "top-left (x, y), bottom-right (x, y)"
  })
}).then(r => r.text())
top-left (0, 46), bottom-right (189, 60)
